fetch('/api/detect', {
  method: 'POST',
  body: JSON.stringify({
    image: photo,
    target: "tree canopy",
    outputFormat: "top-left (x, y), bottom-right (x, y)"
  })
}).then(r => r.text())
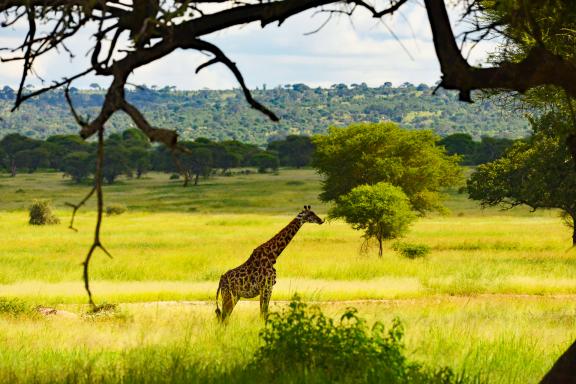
top-left (313, 122), bottom-right (461, 214)
top-left (329, 182), bottom-right (416, 256)
top-left (467, 112), bottom-right (576, 245)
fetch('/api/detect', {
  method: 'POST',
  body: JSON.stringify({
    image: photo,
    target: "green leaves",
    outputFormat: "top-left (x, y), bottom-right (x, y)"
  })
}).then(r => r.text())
top-left (467, 112), bottom-right (576, 244)
top-left (252, 296), bottom-right (461, 383)
top-left (329, 183), bottom-right (417, 255)
top-left (313, 122), bottom-right (462, 214)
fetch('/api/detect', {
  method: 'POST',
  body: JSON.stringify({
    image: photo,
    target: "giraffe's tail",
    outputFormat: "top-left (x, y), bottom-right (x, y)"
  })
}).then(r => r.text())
top-left (215, 277), bottom-right (222, 320)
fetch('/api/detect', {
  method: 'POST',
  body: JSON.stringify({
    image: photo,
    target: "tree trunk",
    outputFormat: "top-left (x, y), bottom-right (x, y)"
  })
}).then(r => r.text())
top-left (10, 158), bottom-right (16, 177)
top-left (540, 338), bottom-right (576, 383)
top-left (194, 173), bottom-right (199, 186)
top-left (377, 224), bottom-right (383, 257)
top-left (573, 224), bottom-right (576, 247)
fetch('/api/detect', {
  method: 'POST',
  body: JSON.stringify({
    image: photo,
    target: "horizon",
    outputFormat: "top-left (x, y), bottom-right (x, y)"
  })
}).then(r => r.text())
top-left (1, 81), bottom-right (437, 92)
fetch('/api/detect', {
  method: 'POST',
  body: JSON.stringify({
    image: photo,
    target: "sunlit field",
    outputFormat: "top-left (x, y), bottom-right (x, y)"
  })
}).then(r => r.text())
top-left (1, 170), bottom-right (575, 383)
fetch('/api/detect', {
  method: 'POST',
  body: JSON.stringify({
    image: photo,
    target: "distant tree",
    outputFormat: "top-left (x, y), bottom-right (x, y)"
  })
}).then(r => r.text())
top-left (46, 134), bottom-right (92, 168)
top-left (16, 147), bottom-right (50, 173)
top-left (180, 143), bottom-right (213, 186)
top-left (252, 152), bottom-right (279, 173)
top-left (0, 133), bottom-right (40, 176)
top-left (61, 151), bottom-right (93, 183)
top-left (330, 182), bottom-right (416, 257)
top-left (439, 133), bottom-right (479, 165)
top-left (211, 144), bottom-right (241, 174)
top-left (473, 136), bottom-right (517, 164)
top-left (122, 129), bottom-right (151, 178)
top-left (267, 135), bottom-right (315, 168)
top-left (221, 140), bottom-right (262, 166)
top-left (1, 85), bottom-right (14, 99)
top-left (151, 145), bottom-right (177, 174)
top-left (103, 142), bottom-right (130, 184)
top-left (89, 83), bottom-right (101, 90)
top-left (127, 147), bottom-right (151, 178)
top-left (122, 128), bottom-right (151, 149)
top-left (313, 123), bottom-right (461, 214)
top-left (468, 113), bottom-right (576, 245)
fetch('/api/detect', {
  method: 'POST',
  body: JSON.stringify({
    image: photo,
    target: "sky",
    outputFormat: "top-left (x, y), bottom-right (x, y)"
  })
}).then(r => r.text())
top-left (0, 1), bottom-right (496, 90)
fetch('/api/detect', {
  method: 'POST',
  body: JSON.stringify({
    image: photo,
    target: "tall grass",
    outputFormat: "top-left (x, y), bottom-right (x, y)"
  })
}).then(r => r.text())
top-left (1, 170), bottom-right (574, 383)
top-left (0, 211), bottom-right (574, 302)
top-left (0, 297), bottom-right (571, 383)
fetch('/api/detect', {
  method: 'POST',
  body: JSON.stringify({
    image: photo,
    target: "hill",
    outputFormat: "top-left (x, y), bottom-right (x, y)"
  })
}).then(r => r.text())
top-left (0, 83), bottom-right (529, 145)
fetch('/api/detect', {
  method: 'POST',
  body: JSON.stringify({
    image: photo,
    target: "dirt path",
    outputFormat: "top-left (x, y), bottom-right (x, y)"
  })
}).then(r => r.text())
top-left (133, 293), bottom-right (576, 307)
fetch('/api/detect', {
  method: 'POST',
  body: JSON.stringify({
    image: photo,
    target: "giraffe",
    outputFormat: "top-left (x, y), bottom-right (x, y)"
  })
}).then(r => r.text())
top-left (215, 205), bottom-right (324, 321)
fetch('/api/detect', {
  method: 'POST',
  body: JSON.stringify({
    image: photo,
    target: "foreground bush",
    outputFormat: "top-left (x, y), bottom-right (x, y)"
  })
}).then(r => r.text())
top-left (28, 199), bottom-right (60, 225)
top-left (252, 297), bottom-right (464, 384)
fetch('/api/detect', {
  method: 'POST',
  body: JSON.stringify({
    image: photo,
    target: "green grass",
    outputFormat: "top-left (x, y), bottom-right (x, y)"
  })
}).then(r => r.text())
top-left (0, 298), bottom-right (572, 383)
top-left (0, 170), bottom-right (324, 214)
top-left (0, 211), bottom-right (574, 302)
top-left (0, 169), bottom-right (574, 383)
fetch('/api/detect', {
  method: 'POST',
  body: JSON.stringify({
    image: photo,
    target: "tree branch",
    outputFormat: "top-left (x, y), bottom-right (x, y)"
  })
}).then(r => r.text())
top-left (424, 0), bottom-right (576, 101)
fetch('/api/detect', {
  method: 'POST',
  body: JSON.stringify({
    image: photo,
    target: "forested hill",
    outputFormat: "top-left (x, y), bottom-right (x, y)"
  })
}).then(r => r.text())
top-left (0, 83), bottom-right (529, 145)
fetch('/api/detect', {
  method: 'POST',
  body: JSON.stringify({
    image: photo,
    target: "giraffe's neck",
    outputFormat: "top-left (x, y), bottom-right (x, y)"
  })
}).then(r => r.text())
top-left (257, 217), bottom-right (303, 262)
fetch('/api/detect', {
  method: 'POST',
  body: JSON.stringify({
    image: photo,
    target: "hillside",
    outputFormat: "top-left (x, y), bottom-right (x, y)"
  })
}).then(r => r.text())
top-left (0, 83), bottom-right (529, 145)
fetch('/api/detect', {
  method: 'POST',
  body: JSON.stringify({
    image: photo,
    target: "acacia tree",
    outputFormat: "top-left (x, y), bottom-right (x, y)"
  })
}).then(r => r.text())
top-left (468, 113), bottom-right (576, 245)
top-left (0, 0), bottom-right (575, 310)
top-left (330, 182), bottom-right (416, 256)
top-left (313, 122), bottom-right (461, 214)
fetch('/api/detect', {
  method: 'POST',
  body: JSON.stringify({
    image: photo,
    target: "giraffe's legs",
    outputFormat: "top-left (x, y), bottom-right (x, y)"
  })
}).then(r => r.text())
top-left (219, 288), bottom-right (238, 322)
top-left (260, 285), bottom-right (272, 320)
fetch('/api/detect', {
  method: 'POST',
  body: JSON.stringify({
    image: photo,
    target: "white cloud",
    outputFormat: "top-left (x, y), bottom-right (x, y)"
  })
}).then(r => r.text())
top-left (0, 1), bottom-right (497, 90)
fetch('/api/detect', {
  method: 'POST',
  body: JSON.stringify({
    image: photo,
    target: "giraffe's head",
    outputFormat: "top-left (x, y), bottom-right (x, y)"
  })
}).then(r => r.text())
top-left (298, 205), bottom-right (324, 224)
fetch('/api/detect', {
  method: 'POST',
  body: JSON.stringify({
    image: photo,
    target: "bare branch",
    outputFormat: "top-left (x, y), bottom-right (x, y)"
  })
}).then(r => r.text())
top-left (64, 84), bottom-right (88, 126)
top-left (11, 68), bottom-right (93, 111)
top-left (121, 100), bottom-right (179, 147)
top-left (64, 186), bottom-right (96, 231)
top-left (192, 39), bottom-right (279, 121)
top-left (14, 6), bottom-right (36, 110)
top-left (424, 0), bottom-right (576, 101)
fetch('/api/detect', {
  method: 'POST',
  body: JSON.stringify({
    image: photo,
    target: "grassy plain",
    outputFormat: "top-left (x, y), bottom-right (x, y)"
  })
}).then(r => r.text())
top-left (1, 170), bottom-right (575, 383)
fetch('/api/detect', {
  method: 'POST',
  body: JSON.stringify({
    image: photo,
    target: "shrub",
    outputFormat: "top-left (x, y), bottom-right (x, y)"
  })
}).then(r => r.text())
top-left (393, 242), bottom-right (431, 259)
top-left (0, 297), bottom-right (29, 316)
top-left (252, 296), bottom-right (462, 383)
top-left (169, 173), bottom-right (180, 180)
top-left (106, 203), bottom-right (127, 216)
top-left (28, 199), bottom-right (60, 225)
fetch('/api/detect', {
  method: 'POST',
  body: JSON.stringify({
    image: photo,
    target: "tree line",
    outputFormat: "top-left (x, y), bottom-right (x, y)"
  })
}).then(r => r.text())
top-left (0, 130), bottom-right (315, 184)
top-left (0, 129), bottom-right (517, 184)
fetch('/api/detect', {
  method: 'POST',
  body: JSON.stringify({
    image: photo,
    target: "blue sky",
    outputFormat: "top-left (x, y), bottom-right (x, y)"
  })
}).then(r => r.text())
top-left (0, 2), bottom-right (495, 90)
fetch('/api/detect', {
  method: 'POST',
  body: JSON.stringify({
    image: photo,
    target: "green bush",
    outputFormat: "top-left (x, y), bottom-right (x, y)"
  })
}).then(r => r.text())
top-left (252, 296), bottom-right (463, 383)
top-left (393, 242), bottom-right (431, 259)
top-left (169, 173), bottom-right (180, 180)
top-left (106, 203), bottom-right (127, 216)
top-left (28, 199), bottom-right (60, 225)
top-left (0, 297), bottom-right (29, 316)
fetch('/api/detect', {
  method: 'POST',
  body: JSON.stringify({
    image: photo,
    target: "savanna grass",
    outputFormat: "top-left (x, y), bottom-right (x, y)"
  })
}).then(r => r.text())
top-left (0, 169), bottom-right (574, 383)
top-left (0, 297), bottom-right (572, 383)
